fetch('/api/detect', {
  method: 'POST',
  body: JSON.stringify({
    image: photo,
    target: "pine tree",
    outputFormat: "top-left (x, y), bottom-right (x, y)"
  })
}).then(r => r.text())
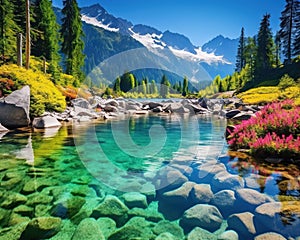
top-left (244, 37), bottom-right (257, 79)
top-left (0, 0), bottom-right (19, 63)
top-left (182, 76), bottom-right (188, 96)
top-left (61, 0), bottom-right (85, 83)
top-left (32, 0), bottom-right (61, 80)
top-left (293, 1), bottom-right (300, 56)
top-left (235, 27), bottom-right (246, 72)
top-left (255, 14), bottom-right (275, 75)
top-left (114, 77), bottom-right (121, 93)
top-left (120, 72), bottom-right (135, 92)
top-left (279, 0), bottom-right (300, 62)
top-left (12, 0), bottom-right (26, 34)
top-left (275, 32), bottom-right (281, 67)
top-left (150, 80), bottom-right (158, 95)
top-left (160, 75), bottom-right (170, 98)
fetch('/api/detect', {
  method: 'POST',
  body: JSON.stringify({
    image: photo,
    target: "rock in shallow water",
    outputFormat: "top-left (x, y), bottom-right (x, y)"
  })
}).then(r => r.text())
top-left (121, 192), bottom-right (148, 209)
top-left (72, 218), bottom-right (105, 240)
top-left (20, 217), bottom-right (61, 239)
top-left (227, 212), bottom-right (256, 239)
top-left (180, 204), bottom-right (223, 232)
top-left (212, 190), bottom-right (236, 217)
top-left (187, 227), bottom-right (217, 240)
top-left (254, 232), bottom-right (287, 240)
top-left (32, 115), bottom-right (61, 129)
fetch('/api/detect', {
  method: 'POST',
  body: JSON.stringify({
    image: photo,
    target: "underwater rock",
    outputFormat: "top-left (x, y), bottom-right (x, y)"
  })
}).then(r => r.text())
top-left (254, 202), bottom-right (300, 237)
top-left (140, 182), bottom-right (156, 202)
top-left (254, 232), bottom-right (287, 240)
top-left (211, 172), bottom-right (244, 192)
top-left (191, 184), bottom-right (214, 204)
top-left (21, 217), bottom-right (61, 239)
top-left (0, 86), bottom-right (30, 128)
top-left (128, 206), bottom-right (164, 223)
top-left (71, 218), bottom-right (105, 240)
top-left (155, 167), bottom-right (188, 192)
top-left (217, 230), bottom-right (239, 240)
top-left (196, 163), bottom-right (226, 183)
top-left (0, 192), bottom-right (27, 209)
top-left (153, 220), bottom-right (184, 239)
top-left (162, 182), bottom-right (195, 207)
top-left (91, 195), bottom-right (129, 227)
top-left (155, 232), bottom-right (179, 240)
top-left (51, 196), bottom-right (86, 219)
top-left (212, 190), bottom-right (236, 217)
top-left (0, 222), bottom-right (28, 240)
top-left (235, 188), bottom-right (273, 213)
top-left (13, 205), bottom-right (33, 218)
top-left (186, 227), bottom-right (217, 240)
top-left (227, 212), bottom-right (256, 239)
top-left (96, 217), bottom-right (116, 239)
top-left (121, 192), bottom-right (148, 209)
top-left (0, 208), bottom-right (11, 227)
top-left (180, 204), bottom-right (223, 232)
top-left (107, 217), bottom-right (156, 240)
top-left (8, 213), bottom-right (30, 226)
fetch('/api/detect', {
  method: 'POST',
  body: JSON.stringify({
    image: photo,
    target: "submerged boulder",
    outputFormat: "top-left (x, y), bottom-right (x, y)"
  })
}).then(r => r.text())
top-left (0, 86), bottom-right (30, 128)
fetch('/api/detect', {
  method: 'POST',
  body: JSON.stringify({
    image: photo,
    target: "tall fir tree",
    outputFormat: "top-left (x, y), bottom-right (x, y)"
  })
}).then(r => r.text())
top-left (12, 0), bottom-right (26, 34)
top-left (32, 0), bottom-right (61, 80)
top-left (160, 75), bottom-right (170, 98)
top-left (0, 0), bottom-right (19, 62)
top-left (255, 14), bottom-right (275, 75)
top-left (279, 0), bottom-right (300, 62)
top-left (182, 76), bottom-right (188, 96)
top-left (235, 27), bottom-right (246, 72)
top-left (293, 0), bottom-right (300, 56)
top-left (61, 0), bottom-right (85, 84)
top-left (275, 32), bottom-right (281, 67)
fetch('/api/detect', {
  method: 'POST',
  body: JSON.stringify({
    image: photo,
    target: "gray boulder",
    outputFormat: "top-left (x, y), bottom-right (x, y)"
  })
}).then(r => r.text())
top-left (32, 116), bottom-right (61, 129)
top-left (121, 192), bottom-right (148, 209)
top-left (225, 109), bottom-right (241, 119)
top-left (72, 98), bottom-right (90, 109)
top-left (180, 204), bottom-right (223, 232)
top-left (96, 217), bottom-right (116, 239)
top-left (191, 184), bottom-right (214, 204)
top-left (162, 182), bottom-right (195, 206)
top-left (227, 212), bottom-right (256, 239)
top-left (187, 227), bottom-right (217, 240)
top-left (254, 232), bottom-right (287, 240)
top-left (232, 112), bottom-right (254, 120)
top-left (196, 162), bottom-right (226, 183)
top-left (211, 172), bottom-right (244, 192)
top-left (0, 86), bottom-right (30, 128)
top-left (254, 202), bottom-right (300, 237)
top-left (212, 190), bottom-right (236, 217)
top-left (72, 218), bottom-right (105, 240)
top-left (153, 220), bottom-right (185, 239)
top-left (235, 188), bottom-right (273, 213)
top-left (217, 230), bottom-right (239, 240)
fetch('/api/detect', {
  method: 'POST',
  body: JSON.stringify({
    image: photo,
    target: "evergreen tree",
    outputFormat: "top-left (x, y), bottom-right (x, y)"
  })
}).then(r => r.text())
top-left (160, 75), bottom-right (170, 98)
top-left (120, 72), bottom-right (135, 92)
top-left (141, 80), bottom-right (147, 95)
top-left (244, 37), bottom-right (257, 79)
top-left (255, 14), bottom-right (275, 75)
top-left (235, 27), bottom-right (246, 72)
top-left (61, 0), bottom-right (85, 83)
top-left (182, 76), bottom-right (188, 96)
top-left (150, 80), bottom-right (158, 95)
top-left (12, 0), bottom-right (26, 34)
top-left (279, 0), bottom-right (300, 62)
top-left (275, 32), bottom-right (281, 67)
top-left (0, 0), bottom-right (19, 62)
top-left (114, 77), bottom-right (121, 93)
top-left (293, 1), bottom-right (300, 56)
top-left (32, 0), bottom-right (61, 80)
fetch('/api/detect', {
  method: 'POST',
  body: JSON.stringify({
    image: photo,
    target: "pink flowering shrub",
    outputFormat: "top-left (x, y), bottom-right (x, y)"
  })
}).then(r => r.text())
top-left (228, 100), bottom-right (300, 159)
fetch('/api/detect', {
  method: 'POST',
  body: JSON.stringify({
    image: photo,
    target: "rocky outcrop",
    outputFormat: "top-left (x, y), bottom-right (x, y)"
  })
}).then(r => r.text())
top-left (0, 86), bottom-right (30, 128)
top-left (227, 212), bottom-right (256, 239)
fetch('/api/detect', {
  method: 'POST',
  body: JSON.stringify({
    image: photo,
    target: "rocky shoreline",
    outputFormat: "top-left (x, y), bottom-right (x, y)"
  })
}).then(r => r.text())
top-left (0, 85), bottom-right (261, 132)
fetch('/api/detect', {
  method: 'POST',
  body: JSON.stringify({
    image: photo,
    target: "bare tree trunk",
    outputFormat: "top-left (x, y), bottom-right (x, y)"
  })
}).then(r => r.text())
top-left (17, 33), bottom-right (23, 67)
top-left (25, 0), bottom-right (30, 69)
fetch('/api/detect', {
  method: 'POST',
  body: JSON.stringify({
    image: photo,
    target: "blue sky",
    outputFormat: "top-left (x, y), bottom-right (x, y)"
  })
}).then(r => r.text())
top-left (52, 0), bottom-right (285, 46)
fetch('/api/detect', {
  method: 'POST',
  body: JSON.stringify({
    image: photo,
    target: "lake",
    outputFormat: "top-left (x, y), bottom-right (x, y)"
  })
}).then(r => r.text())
top-left (0, 114), bottom-right (299, 239)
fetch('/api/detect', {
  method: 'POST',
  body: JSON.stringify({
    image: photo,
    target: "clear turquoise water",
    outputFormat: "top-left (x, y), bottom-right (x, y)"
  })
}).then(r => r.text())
top-left (0, 115), bottom-right (299, 239)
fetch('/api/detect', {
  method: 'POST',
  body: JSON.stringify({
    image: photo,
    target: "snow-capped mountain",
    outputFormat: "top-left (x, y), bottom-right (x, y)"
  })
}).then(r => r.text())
top-left (75, 4), bottom-right (237, 87)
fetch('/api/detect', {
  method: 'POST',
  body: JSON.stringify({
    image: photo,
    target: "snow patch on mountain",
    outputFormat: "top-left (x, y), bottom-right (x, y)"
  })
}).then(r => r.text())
top-left (82, 15), bottom-right (119, 32)
top-left (129, 28), bottom-right (165, 50)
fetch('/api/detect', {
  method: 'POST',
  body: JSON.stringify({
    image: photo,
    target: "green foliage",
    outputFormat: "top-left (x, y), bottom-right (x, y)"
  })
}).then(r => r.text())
top-left (236, 27), bottom-right (246, 72)
top-left (255, 14), bottom-right (275, 75)
top-left (0, 0), bottom-right (19, 63)
top-left (160, 74), bottom-right (171, 98)
top-left (278, 74), bottom-right (296, 90)
top-left (0, 64), bottom-right (66, 117)
top-left (32, 0), bottom-right (61, 81)
top-left (61, 0), bottom-right (85, 82)
top-left (150, 80), bottom-right (158, 94)
top-left (182, 76), bottom-right (188, 96)
top-left (119, 72), bottom-right (135, 92)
